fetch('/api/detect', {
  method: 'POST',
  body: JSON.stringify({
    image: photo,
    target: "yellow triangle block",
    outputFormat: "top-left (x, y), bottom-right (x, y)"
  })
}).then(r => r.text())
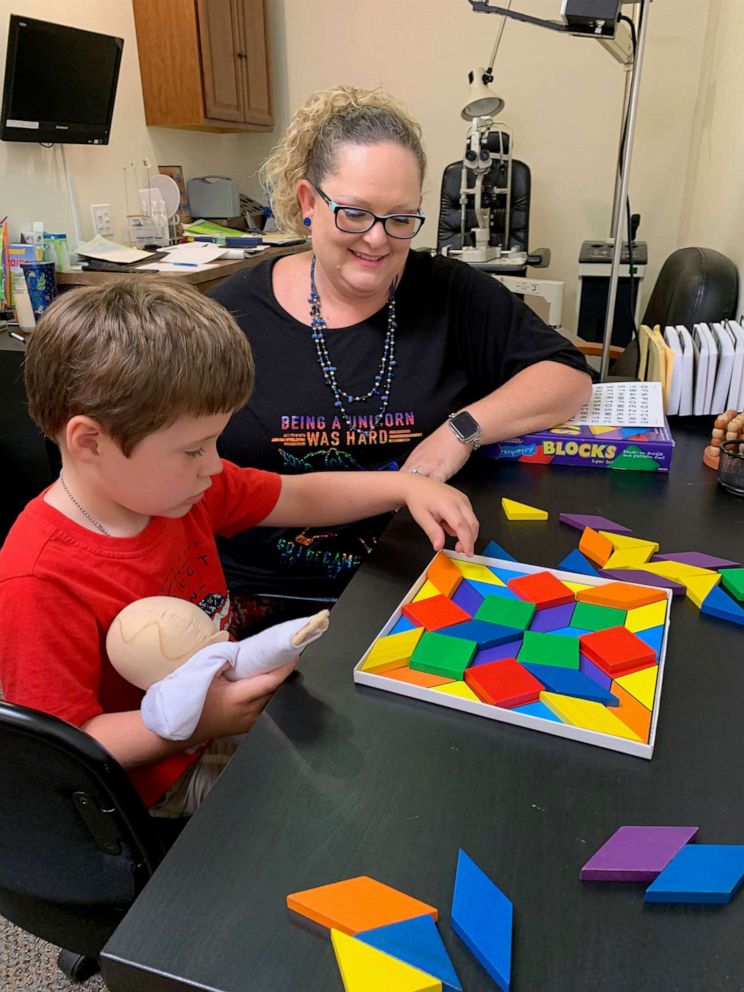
top-left (413, 580), bottom-right (440, 602)
top-left (604, 548), bottom-right (656, 569)
top-left (501, 497), bottom-right (548, 521)
top-left (616, 665), bottom-right (658, 709)
top-left (433, 680), bottom-right (480, 701)
top-left (599, 532), bottom-right (660, 554)
top-left (684, 572), bottom-right (721, 609)
top-left (451, 559), bottom-right (505, 585)
top-left (624, 600), bottom-right (668, 632)
top-left (638, 562), bottom-right (714, 581)
top-left (540, 692), bottom-right (642, 741)
top-left (361, 628), bottom-right (425, 673)
top-left (331, 929), bottom-right (442, 992)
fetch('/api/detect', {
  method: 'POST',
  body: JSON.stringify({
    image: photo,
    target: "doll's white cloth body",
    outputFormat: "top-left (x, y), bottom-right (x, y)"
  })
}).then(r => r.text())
top-left (141, 614), bottom-right (325, 740)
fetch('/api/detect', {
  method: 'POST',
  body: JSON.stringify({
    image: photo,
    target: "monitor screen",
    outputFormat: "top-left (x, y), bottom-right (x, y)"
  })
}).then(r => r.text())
top-left (1, 15), bottom-right (123, 144)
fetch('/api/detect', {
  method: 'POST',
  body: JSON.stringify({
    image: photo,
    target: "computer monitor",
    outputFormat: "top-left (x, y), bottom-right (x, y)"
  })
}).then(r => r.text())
top-left (1, 15), bottom-right (123, 145)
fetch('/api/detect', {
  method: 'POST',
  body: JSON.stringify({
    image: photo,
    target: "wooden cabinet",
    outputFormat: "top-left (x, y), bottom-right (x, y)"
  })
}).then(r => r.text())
top-left (132, 0), bottom-right (272, 132)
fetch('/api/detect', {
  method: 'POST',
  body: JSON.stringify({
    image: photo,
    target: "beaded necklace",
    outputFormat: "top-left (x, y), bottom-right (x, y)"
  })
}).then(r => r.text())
top-left (308, 255), bottom-right (397, 437)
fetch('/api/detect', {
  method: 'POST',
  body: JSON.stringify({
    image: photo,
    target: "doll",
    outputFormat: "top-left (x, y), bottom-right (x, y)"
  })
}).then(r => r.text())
top-left (106, 597), bottom-right (329, 741)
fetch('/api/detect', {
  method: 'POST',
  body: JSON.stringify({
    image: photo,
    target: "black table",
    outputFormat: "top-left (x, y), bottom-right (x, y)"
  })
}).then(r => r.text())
top-left (102, 424), bottom-right (744, 992)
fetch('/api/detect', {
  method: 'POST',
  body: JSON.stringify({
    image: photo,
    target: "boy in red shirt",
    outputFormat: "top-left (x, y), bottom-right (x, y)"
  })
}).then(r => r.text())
top-left (0, 279), bottom-right (477, 815)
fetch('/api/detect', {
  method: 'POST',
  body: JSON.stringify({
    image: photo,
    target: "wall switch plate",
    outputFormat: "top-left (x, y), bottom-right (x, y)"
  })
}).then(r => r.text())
top-left (90, 203), bottom-right (113, 237)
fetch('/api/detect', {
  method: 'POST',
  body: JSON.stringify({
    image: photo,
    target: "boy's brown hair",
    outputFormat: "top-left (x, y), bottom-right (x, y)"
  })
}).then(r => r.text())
top-left (25, 278), bottom-right (254, 456)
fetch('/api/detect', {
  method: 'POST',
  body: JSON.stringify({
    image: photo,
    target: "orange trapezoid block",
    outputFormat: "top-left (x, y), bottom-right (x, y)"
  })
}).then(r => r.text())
top-left (576, 581), bottom-right (667, 610)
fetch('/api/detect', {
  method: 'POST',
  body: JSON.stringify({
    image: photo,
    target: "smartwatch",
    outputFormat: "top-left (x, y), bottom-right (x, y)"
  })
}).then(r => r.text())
top-left (448, 410), bottom-right (482, 449)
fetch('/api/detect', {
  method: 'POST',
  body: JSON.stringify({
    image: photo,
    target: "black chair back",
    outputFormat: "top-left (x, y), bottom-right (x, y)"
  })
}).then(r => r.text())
top-left (0, 701), bottom-right (166, 959)
top-left (436, 156), bottom-right (531, 256)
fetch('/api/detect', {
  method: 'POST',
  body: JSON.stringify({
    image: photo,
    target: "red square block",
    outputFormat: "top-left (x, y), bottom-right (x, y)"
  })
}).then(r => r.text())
top-left (579, 626), bottom-right (656, 677)
top-left (401, 595), bottom-right (470, 631)
top-left (464, 658), bottom-right (543, 708)
top-left (508, 570), bottom-right (576, 609)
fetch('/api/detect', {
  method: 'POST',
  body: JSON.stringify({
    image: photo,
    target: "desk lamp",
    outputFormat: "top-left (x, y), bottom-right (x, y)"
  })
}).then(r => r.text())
top-left (468, 0), bottom-right (650, 380)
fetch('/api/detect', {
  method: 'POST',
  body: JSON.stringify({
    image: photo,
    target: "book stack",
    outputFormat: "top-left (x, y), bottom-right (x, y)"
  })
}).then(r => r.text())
top-left (638, 322), bottom-right (744, 416)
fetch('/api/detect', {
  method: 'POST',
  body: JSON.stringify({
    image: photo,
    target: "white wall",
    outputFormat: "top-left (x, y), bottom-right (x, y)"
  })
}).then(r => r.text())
top-left (0, 0), bottom-right (719, 330)
top-left (680, 0), bottom-right (744, 315)
top-left (0, 0), bottom-right (286, 244)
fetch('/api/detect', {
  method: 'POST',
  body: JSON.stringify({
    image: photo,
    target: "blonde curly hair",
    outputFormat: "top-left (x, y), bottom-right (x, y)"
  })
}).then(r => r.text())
top-left (260, 86), bottom-right (427, 237)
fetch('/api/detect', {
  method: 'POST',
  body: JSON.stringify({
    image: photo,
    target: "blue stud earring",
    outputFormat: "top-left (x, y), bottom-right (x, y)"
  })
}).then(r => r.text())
top-left (303, 216), bottom-right (312, 227)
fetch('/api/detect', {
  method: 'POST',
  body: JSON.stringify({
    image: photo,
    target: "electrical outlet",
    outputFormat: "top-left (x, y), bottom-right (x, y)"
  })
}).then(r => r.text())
top-left (90, 203), bottom-right (113, 237)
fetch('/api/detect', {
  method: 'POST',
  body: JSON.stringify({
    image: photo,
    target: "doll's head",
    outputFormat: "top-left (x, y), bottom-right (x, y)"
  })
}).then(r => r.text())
top-left (106, 596), bottom-right (229, 689)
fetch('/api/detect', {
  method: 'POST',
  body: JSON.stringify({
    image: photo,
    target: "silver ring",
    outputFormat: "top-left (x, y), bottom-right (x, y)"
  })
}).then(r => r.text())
top-left (409, 467), bottom-right (421, 474)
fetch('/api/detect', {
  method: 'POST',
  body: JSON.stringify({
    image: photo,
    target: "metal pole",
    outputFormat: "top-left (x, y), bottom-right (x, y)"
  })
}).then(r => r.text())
top-left (599, 1), bottom-right (650, 381)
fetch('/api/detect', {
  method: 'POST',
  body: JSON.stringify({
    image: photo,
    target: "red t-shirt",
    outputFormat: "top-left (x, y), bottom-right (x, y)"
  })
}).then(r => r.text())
top-left (0, 460), bottom-right (281, 806)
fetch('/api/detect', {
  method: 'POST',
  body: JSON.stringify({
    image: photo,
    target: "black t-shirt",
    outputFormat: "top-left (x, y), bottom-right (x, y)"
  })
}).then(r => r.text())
top-left (210, 250), bottom-right (588, 601)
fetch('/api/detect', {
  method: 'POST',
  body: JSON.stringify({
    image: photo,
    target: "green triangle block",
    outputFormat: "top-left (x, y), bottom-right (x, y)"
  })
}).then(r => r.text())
top-left (719, 568), bottom-right (744, 603)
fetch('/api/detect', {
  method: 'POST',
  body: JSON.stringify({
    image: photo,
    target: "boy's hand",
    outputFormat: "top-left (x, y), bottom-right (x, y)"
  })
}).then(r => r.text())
top-left (195, 661), bottom-right (296, 741)
top-left (402, 474), bottom-right (478, 556)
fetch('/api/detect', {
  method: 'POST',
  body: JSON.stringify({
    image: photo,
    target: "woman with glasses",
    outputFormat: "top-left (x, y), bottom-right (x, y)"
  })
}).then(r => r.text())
top-left (210, 86), bottom-right (591, 633)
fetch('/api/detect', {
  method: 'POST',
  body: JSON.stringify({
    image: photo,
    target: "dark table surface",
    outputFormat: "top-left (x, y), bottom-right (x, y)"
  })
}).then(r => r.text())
top-left (102, 423), bottom-right (744, 992)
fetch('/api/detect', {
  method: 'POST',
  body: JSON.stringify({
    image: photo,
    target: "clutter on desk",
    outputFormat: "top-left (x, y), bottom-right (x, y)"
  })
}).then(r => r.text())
top-left (703, 409), bottom-right (744, 470)
top-left (76, 235), bottom-right (155, 265)
top-left (187, 176), bottom-right (240, 219)
top-left (481, 382), bottom-right (674, 473)
top-left (640, 320), bottom-right (744, 416)
top-left (20, 260), bottom-right (57, 318)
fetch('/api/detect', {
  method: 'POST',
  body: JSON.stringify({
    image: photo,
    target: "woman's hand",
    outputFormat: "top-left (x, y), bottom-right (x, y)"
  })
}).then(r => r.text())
top-left (400, 473), bottom-right (479, 556)
top-left (400, 422), bottom-right (473, 482)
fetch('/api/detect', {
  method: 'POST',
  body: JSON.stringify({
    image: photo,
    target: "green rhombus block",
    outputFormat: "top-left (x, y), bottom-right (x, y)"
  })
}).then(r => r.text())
top-left (571, 600), bottom-right (626, 631)
top-left (475, 594), bottom-right (535, 630)
top-left (518, 630), bottom-right (579, 668)
top-left (409, 630), bottom-right (478, 679)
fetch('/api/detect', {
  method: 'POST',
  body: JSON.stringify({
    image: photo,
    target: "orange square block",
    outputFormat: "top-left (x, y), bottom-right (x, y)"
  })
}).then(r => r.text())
top-left (508, 570), bottom-right (575, 609)
top-left (286, 876), bottom-right (438, 935)
top-left (576, 581), bottom-right (667, 610)
top-left (580, 625), bottom-right (657, 677)
top-left (578, 527), bottom-right (614, 567)
top-left (426, 552), bottom-right (463, 597)
top-left (402, 594), bottom-right (470, 631)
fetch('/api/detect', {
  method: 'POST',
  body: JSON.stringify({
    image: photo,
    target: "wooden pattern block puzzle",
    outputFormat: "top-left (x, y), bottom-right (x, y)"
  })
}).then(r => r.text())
top-left (522, 663), bottom-right (618, 705)
top-left (501, 497), bottom-right (548, 521)
top-left (540, 692), bottom-right (642, 741)
top-left (507, 570), bottom-right (575, 609)
top-left (580, 626), bottom-right (656, 677)
top-left (576, 581), bottom-right (666, 610)
top-left (518, 630), bottom-right (580, 669)
top-left (578, 527), bottom-right (614, 567)
top-left (571, 601), bottom-right (626, 632)
top-left (356, 915), bottom-right (461, 992)
top-left (699, 583), bottom-right (744, 627)
top-left (287, 876), bottom-right (438, 935)
top-left (361, 628), bottom-right (425, 673)
top-left (410, 631), bottom-right (477, 680)
top-left (354, 550), bottom-right (671, 758)
top-left (644, 845), bottom-right (744, 904)
top-left (465, 658), bottom-right (543, 708)
top-left (719, 567), bottom-right (744, 602)
top-left (426, 553), bottom-right (463, 598)
top-left (402, 595), bottom-right (471, 631)
top-left (475, 595), bottom-right (535, 630)
top-left (580, 825), bottom-right (699, 882)
top-left (451, 849), bottom-right (513, 992)
top-left (331, 929), bottom-right (443, 992)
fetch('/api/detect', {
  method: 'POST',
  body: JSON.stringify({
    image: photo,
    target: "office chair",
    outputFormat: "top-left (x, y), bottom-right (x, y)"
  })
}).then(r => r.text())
top-left (609, 246), bottom-right (739, 377)
top-left (0, 701), bottom-right (177, 982)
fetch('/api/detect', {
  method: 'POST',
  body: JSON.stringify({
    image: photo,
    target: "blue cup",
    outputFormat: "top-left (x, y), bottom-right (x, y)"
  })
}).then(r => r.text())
top-left (21, 260), bottom-right (58, 318)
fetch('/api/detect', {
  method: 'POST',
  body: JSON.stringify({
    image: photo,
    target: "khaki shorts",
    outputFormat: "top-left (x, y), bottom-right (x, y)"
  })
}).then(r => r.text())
top-left (149, 737), bottom-right (241, 818)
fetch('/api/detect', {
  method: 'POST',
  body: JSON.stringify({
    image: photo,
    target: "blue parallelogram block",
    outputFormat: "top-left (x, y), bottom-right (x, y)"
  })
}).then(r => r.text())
top-left (451, 849), bottom-right (512, 991)
top-left (521, 663), bottom-right (619, 705)
top-left (645, 845), bottom-right (744, 904)
top-left (357, 913), bottom-right (462, 992)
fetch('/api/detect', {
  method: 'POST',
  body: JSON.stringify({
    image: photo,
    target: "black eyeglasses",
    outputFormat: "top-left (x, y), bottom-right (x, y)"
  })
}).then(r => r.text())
top-left (314, 184), bottom-right (425, 240)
